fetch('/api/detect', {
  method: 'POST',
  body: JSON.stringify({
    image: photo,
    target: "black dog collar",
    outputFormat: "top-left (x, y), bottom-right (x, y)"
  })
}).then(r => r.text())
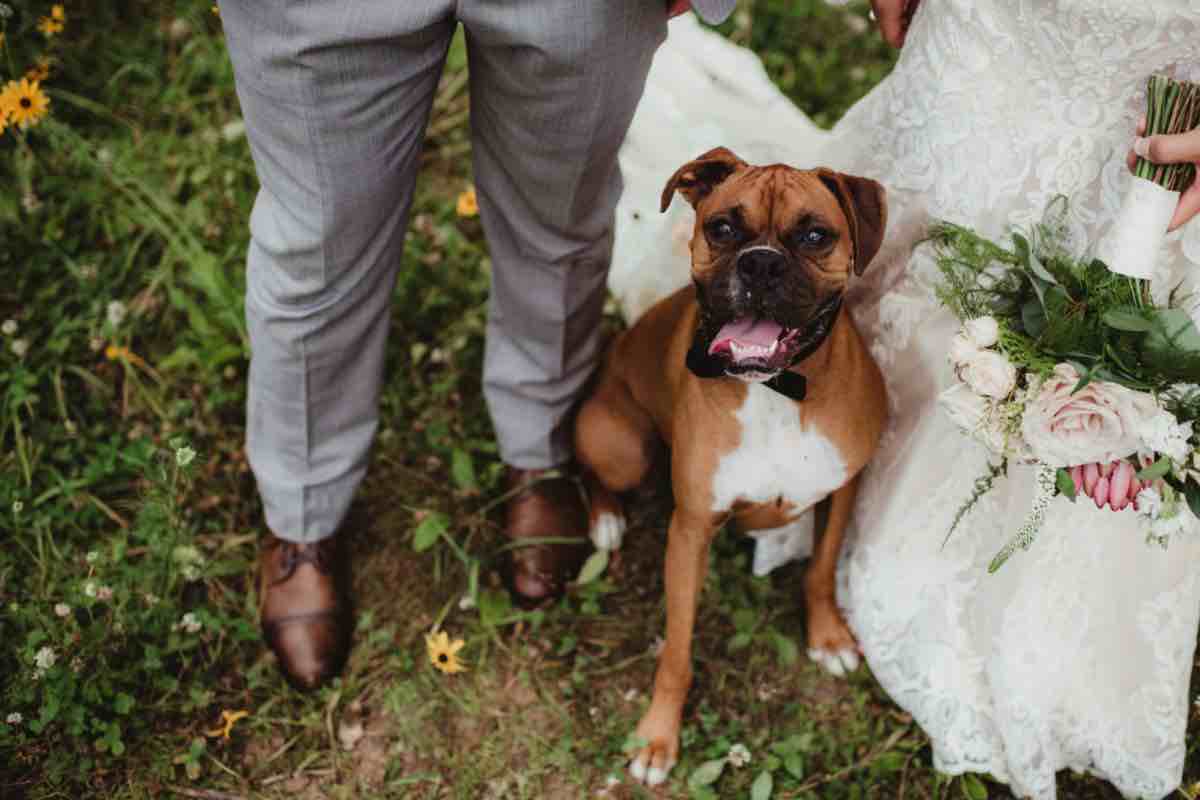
top-left (685, 294), bottom-right (844, 402)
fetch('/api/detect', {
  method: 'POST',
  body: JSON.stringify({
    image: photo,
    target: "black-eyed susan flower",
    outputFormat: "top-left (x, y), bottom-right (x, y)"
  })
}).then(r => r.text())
top-left (425, 629), bottom-right (467, 674)
top-left (37, 16), bottom-right (63, 36)
top-left (205, 709), bottom-right (249, 739)
top-left (0, 79), bottom-right (50, 129)
top-left (455, 187), bottom-right (479, 218)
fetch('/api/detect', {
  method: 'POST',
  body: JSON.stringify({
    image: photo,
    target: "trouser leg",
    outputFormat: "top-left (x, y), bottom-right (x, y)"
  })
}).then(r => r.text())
top-left (223, 0), bottom-right (455, 541)
top-left (461, 0), bottom-right (668, 469)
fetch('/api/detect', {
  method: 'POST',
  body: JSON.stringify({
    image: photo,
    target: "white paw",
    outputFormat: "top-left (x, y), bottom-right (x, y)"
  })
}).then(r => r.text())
top-left (807, 647), bottom-right (860, 677)
top-left (590, 511), bottom-right (627, 551)
top-left (629, 753), bottom-right (674, 786)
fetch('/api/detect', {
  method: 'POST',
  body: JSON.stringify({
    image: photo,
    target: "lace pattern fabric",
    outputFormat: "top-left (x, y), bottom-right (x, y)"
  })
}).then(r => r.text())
top-left (614, 4), bottom-right (1200, 798)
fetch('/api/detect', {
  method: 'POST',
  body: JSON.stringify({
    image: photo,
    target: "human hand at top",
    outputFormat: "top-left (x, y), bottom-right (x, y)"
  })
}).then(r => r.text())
top-left (870, 0), bottom-right (921, 48)
top-left (1127, 115), bottom-right (1200, 231)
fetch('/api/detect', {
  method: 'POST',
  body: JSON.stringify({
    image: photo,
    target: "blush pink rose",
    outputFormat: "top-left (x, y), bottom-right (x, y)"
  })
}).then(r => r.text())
top-left (1021, 364), bottom-right (1158, 467)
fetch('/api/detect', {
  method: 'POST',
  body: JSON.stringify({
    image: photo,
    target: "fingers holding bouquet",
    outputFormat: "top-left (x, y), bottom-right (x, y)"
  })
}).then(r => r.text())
top-left (1127, 116), bottom-right (1200, 231)
top-left (869, 0), bottom-right (921, 48)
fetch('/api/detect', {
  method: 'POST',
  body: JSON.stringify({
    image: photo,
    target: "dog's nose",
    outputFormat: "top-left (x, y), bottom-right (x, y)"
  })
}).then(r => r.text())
top-left (737, 248), bottom-right (787, 286)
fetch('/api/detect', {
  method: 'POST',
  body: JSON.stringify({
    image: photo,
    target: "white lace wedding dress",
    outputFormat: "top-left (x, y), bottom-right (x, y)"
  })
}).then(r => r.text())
top-left (611, 5), bottom-right (1200, 798)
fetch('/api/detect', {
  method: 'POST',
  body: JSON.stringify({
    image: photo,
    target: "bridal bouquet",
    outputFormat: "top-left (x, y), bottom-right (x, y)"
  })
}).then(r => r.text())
top-left (930, 76), bottom-right (1200, 571)
top-left (933, 203), bottom-right (1200, 570)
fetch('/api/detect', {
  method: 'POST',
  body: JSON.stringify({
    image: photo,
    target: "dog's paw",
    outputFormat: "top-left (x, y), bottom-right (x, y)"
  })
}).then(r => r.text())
top-left (590, 511), bottom-right (627, 552)
top-left (628, 699), bottom-right (682, 786)
top-left (629, 741), bottom-right (677, 787)
top-left (807, 646), bottom-right (860, 677)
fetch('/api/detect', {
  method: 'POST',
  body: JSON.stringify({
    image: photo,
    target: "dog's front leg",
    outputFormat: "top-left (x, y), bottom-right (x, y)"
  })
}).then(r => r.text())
top-left (629, 508), bottom-right (717, 787)
top-left (805, 474), bottom-right (862, 677)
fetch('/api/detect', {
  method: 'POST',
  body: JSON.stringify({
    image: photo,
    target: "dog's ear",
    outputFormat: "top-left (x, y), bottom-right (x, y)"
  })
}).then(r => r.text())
top-left (816, 169), bottom-right (887, 275)
top-left (660, 147), bottom-right (747, 212)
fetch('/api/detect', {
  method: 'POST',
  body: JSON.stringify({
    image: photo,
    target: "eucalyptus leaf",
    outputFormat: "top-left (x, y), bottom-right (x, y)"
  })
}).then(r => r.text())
top-left (1136, 457), bottom-right (1172, 481)
top-left (1102, 308), bottom-right (1155, 333)
top-left (1026, 250), bottom-right (1059, 285)
top-left (1020, 298), bottom-right (1047, 338)
top-left (1055, 468), bottom-right (1077, 501)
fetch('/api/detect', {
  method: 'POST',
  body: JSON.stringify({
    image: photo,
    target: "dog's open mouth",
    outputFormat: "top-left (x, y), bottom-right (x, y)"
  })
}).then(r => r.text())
top-left (707, 317), bottom-right (801, 381)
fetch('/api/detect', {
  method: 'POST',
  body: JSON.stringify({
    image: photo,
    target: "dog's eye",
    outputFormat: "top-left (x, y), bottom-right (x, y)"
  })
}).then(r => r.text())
top-left (707, 220), bottom-right (739, 243)
top-left (801, 228), bottom-right (830, 246)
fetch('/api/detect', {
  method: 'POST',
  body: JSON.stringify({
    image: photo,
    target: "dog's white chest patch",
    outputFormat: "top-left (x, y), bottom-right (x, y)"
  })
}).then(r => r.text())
top-left (710, 383), bottom-right (847, 513)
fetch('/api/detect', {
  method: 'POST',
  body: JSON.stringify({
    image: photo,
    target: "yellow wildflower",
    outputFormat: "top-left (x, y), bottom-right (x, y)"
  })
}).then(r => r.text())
top-left (425, 629), bottom-right (467, 674)
top-left (0, 79), bottom-right (50, 130)
top-left (455, 187), bottom-right (479, 218)
top-left (37, 17), bottom-right (64, 36)
top-left (205, 709), bottom-right (249, 740)
top-left (51, 5), bottom-right (66, 21)
top-left (212, 4), bottom-right (219, 15)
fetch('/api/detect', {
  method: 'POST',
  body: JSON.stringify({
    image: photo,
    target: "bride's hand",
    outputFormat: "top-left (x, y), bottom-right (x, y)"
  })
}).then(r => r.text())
top-left (667, 0), bottom-right (691, 17)
top-left (870, 0), bottom-right (921, 48)
top-left (1127, 115), bottom-right (1200, 231)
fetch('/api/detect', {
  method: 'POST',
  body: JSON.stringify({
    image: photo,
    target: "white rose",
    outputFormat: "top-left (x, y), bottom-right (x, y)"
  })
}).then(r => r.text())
top-left (1021, 364), bottom-right (1158, 467)
top-left (964, 316), bottom-right (1000, 349)
top-left (958, 350), bottom-right (1018, 399)
top-left (948, 333), bottom-right (978, 366)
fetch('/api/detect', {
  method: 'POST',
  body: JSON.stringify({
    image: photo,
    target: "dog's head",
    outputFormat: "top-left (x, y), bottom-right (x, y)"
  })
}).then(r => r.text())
top-left (662, 147), bottom-right (887, 381)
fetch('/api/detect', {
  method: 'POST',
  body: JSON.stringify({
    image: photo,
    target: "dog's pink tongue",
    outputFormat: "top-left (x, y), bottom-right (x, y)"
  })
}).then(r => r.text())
top-left (709, 317), bottom-right (784, 354)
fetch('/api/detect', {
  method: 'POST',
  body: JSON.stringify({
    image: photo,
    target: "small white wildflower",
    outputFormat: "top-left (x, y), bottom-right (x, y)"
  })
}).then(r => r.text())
top-left (849, 65), bottom-right (868, 82)
top-left (175, 445), bottom-right (197, 468)
top-left (106, 300), bottom-right (128, 327)
top-left (10, 338), bottom-right (29, 358)
top-left (727, 743), bottom-right (751, 768)
top-left (96, 586), bottom-right (113, 602)
top-left (54, 603), bottom-right (71, 618)
top-left (143, 593), bottom-right (160, 606)
top-left (5, 712), bottom-right (22, 725)
top-left (34, 646), bottom-right (56, 671)
top-left (21, 192), bottom-right (41, 214)
top-left (1, 319), bottom-right (16, 336)
top-left (11, 500), bottom-right (22, 514)
top-left (84, 580), bottom-right (98, 598)
top-left (70, 657), bottom-right (83, 673)
top-left (0, 4), bottom-right (13, 20)
top-left (182, 564), bottom-right (201, 581)
top-left (86, 550), bottom-right (100, 564)
top-left (1136, 487), bottom-right (1164, 519)
top-left (843, 11), bottom-right (869, 35)
top-left (458, 593), bottom-right (476, 611)
top-left (79, 263), bottom-right (98, 281)
top-left (179, 612), bottom-right (202, 634)
top-left (96, 147), bottom-right (113, 166)
top-left (89, 336), bottom-right (105, 352)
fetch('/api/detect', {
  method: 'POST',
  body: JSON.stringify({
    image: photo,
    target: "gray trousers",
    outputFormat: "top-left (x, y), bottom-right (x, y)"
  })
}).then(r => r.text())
top-left (222, 1), bottom-right (667, 542)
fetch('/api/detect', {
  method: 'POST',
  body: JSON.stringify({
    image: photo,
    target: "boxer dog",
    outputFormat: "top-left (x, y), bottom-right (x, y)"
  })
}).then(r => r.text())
top-left (574, 147), bottom-right (887, 786)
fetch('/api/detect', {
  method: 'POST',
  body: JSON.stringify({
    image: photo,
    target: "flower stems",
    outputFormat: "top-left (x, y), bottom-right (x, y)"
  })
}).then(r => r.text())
top-left (1134, 74), bottom-right (1200, 191)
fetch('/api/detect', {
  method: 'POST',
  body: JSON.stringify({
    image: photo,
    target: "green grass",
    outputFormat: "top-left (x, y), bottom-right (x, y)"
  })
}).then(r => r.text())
top-left (1, 1), bottom-right (1197, 798)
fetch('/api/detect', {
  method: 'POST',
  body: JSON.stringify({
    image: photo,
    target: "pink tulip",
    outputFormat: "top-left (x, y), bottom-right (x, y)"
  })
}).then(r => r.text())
top-left (1070, 465), bottom-right (1084, 495)
top-left (1108, 461), bottom-right (1134, 511)
top-left (1083, 462), bottom-right (1100, 494)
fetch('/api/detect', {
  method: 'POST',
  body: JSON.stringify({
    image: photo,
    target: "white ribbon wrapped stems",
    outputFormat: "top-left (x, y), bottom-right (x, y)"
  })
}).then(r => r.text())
top-left (1095, 176), bottom-right (1179, 279)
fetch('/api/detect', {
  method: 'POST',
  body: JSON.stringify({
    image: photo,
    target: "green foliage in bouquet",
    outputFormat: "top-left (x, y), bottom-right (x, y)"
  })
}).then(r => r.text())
top-left (930, 197), bottom-right (1200, 391)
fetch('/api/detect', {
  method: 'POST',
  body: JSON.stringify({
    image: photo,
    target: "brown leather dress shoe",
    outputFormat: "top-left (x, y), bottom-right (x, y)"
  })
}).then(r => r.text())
top-left (258, 533), bottom-right (351, 690)
top-left (503, 467), bottom-right (591, 605)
